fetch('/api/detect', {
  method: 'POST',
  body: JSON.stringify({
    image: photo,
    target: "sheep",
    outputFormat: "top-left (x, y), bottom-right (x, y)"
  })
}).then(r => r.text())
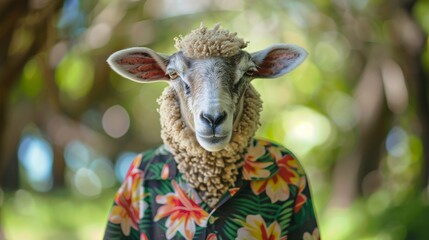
top-left (104, 24), bottom-right (319, 240)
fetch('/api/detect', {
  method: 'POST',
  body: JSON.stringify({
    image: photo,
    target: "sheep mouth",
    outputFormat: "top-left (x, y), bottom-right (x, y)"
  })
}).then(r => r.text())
top-left (195, 132), bottom-right (232, 152)
top-left (196, 132), bottom-right (228, 138)
top-left (196, 134), bottom-right (228, 143)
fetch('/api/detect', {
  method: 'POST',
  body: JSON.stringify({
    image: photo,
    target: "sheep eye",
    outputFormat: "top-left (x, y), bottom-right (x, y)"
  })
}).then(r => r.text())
top-left (245, 67), bottom-right (257, 76)
top-left (168, 71), bottom-right (179, 80)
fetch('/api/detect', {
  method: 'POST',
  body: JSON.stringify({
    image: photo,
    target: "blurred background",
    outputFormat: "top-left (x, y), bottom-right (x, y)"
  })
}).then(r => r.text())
top-left (0, 0), bottom-right (428, 239)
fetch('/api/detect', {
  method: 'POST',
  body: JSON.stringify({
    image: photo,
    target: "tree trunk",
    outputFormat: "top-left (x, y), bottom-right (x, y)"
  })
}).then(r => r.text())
top-left (0, 0), bottom-right (30, 188)
top-left (328, 0), bottom-right (427, 207)
top-left (400, 0), bottom-right (429, 189)
top-left (0, 0), bottom-right (64, 188)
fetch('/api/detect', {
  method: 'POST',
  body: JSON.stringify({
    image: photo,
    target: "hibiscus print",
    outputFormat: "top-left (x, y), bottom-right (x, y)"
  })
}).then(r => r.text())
top-left (154, 180), bottom-right (209, 240)
top-left (140, 233), bottom-right (149, 240)
top-left (206, 233), bottom-right (218, 240)
top-left (251, 154), bottom-right (300, 203)
top-left (161, 163), bottom-right (170, 180)
top-left (109, 205), bottom-right (134, 236)
top-left (293, 177), bottom-right (308, 213)
top-left (243, 140), bottom-right (273, 179)
top-left (229, 187), bottom-right (240, 197)
top-left (303, 228), bottom-right (320, 240)
top-left (104, 140), bottom-right (319, 240)
top-left (109, 154), bottom-right (147, 235)
top-left (236, 215), bottom-right (282, 240)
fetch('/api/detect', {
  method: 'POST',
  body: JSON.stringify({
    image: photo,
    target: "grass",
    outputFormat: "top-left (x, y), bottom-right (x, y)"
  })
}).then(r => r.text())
top-left (1, 189), bottom-right (116, 240)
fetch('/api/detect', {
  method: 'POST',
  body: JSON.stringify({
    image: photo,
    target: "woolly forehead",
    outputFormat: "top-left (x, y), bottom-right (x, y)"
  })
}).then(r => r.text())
top-left (167, 51), bottom-right (256, 84)
top-left (174, 24), bottom-right (248, 59)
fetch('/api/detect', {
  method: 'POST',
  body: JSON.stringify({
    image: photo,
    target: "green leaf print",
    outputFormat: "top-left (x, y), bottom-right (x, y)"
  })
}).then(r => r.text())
top-left (277, 199), bottom-right (294, 232)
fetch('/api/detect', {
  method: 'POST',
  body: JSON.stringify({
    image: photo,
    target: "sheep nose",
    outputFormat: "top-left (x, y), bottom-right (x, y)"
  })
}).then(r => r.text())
top-left (200, 111), bottom-right (227, 129)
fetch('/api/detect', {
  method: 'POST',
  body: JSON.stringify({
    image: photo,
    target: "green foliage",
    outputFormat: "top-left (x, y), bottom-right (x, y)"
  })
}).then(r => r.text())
top-left (413, 1), bottom-right (429, 34)
top-left (55, 53), bottom-right (94, 100)
top-left (20, 60), bottom-right (43, 99)
top-left (1, 190), bottom-right (114, 240)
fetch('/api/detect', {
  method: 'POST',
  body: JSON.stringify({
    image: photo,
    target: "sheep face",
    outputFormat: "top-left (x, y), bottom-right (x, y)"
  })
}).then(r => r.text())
top-left (107, 44), bottom-right (307, 152)
top-left (165, 51), bottom-right (256, 151)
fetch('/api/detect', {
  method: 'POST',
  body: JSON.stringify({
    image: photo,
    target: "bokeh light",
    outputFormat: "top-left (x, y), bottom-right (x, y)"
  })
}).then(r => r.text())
top-left (282, 106), bottom-right (332, 156)
top-left (64, 140), bottom-right (92, 172)
top-left (85, 23), bottom-right (112, 49)
top-left (326, 91), bottom-right (359, 131)
top-left (13, 189), bottom-right (36, 216)
top-left (72, 168), bottom-right (102, 197)
top-left (64, 140), bottom-right (117, 196)
top-left (55, 53), bottom-right (94, 99)
top-left (20, 60), bottom-right (43, 98)
top-left (386, 126), bottom-right (409, 158)
top-left (115, 152), bottom-right (138, 182)
top-left (18, 134), bottom-right (54, 192)
top-left (90, 158), bottom-right (116, 189)
top-left (102, 105), bottom-right (130, 139)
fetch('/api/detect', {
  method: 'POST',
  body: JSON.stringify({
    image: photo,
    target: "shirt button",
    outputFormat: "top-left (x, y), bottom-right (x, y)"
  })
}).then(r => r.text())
top-left (209, 216), bottom-right (219, 224)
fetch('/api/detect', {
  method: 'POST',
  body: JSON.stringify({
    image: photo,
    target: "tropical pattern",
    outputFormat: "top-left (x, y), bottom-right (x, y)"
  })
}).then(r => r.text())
top-left (104, 139), bottom-right (319, 240)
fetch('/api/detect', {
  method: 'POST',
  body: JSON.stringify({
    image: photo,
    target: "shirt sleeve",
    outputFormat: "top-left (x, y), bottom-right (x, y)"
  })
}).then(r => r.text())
top-left (104, 154), bottom-right (145, 240)
top-left (286, 173), bottom-right (320, 240)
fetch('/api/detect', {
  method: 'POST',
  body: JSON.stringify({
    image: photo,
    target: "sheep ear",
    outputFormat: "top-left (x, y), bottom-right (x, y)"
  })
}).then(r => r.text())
top-left (107, 47), bottom-right (170, 83)
top-left (250, 44), bottom-right (307, 78)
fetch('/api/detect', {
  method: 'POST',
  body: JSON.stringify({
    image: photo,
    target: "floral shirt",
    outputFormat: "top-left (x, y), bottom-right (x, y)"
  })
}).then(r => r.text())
top-left (104, 139), bottom-right (320, 240)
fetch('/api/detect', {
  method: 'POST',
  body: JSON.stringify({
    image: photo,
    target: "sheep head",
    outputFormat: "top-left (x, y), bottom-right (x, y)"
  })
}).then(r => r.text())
top-left (107, 24), bottom-right (307, 152)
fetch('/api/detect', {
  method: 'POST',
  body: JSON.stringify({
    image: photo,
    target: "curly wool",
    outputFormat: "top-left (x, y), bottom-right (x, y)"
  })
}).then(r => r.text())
top-left (174, 23), bottom-right (248, 58)
top-left (158, 85), bottom-right (262, 207)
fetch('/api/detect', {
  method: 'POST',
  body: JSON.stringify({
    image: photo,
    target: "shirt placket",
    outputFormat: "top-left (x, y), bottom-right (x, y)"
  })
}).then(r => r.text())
top-left (199, 175), bottom-right (248, 239)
